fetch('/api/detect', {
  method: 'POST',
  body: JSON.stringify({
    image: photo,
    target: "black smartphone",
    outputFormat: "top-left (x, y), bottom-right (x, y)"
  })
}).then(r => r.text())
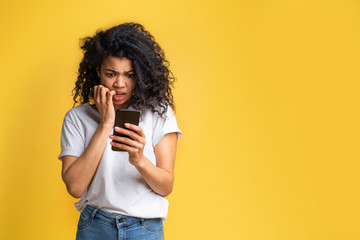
top-left (112, 109), bottom-right (140, 151)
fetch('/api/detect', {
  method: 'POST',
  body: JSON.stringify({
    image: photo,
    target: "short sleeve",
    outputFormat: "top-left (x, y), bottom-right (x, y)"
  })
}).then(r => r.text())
top-left (57, 114), bottom-right (85, 160)
top-left (152, 106), bottom-right (182, 148)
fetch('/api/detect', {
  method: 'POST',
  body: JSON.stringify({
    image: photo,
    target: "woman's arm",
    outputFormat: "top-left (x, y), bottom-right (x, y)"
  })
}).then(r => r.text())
top-left (135, 132), bottom-right (178, 197)
top-left (61, 86), bottom-right (115, 198)
top-left (61, 123), bottom-right (112, 198)
top-left (110, 126), bottom-right (178, 197)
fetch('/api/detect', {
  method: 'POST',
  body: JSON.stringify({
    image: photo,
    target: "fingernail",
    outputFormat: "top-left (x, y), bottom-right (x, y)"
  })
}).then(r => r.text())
top-left (125, 123), bottom-right (129, 127)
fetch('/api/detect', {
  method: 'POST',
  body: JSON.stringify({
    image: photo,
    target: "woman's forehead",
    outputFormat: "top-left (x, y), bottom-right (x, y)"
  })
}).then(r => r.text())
top-left (101, 56), bottom-right (133, 71)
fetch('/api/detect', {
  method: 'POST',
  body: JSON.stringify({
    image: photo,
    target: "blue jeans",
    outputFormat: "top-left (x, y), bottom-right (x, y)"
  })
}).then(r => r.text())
top-left (76, 205), bottom-right (164, 240)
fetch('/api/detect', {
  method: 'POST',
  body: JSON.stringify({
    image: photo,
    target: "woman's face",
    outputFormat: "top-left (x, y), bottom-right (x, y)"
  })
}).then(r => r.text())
top-left (97, 56), bottom-right (136, 110)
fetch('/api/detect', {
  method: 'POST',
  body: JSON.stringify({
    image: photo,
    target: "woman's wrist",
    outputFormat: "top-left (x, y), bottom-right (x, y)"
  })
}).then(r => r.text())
top-left (132, 155), bottom-right (147, 169)
top-left (99, 122), bottom-right (113, 132)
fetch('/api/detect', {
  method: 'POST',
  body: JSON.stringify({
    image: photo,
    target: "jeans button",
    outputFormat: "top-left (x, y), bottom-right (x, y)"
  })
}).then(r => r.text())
top-left (119, 218), bottom-right (127, 223)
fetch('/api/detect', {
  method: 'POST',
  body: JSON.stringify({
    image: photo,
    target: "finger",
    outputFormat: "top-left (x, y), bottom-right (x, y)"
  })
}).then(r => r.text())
top-left (114, 127), bottom-right (144, 143)
top-left (99, 84), bottom-right (110, 92)
top-left (94, 85), bottom-right (101, 105)
top-left (93, 85), bottom-right (98, 101)
top-left (100, 87), bottom-right (108, 105)
top-left (107, 90), bottom-right (115, 106)
top-left (98, 85), bottom-right (109, 92)
top-left (97, 85), bottom-right (107, 105)
top-left (111, 134), bottom-right (144, 148)
top-left (110, 141), bottom-right (128, 151)
top-left (124, 123), bottom-right (146, 138)
top-left (110, 136), bottom-right (138, 148)
top-left (110, 141), bottom-right (136, 153)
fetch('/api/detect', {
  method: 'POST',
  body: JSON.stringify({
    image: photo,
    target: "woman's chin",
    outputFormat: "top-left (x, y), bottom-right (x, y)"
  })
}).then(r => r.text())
top-left (113, 102), bottom-right (130, 110)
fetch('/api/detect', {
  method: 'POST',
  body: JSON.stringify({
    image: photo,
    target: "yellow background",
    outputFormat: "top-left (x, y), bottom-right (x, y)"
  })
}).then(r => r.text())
top-left (1, 0), bottom-right (359, 239)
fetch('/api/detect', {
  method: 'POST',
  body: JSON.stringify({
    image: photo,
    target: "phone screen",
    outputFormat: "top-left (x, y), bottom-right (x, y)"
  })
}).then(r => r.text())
top-left (112, 109), bottom-right (140, 151)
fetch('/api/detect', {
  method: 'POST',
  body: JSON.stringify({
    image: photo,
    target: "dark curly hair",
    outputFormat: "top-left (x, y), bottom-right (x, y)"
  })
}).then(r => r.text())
top-left (72, 22), bottom-right (175, 118)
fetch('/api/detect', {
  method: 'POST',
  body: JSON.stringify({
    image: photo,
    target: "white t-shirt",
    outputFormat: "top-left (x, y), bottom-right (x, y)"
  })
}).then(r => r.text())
top-left (58, 103), bottom-right (182, 221)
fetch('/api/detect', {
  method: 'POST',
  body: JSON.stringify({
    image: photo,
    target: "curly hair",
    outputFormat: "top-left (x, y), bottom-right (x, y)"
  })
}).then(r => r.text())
top-left (72, 22), bottom-right (175, 118)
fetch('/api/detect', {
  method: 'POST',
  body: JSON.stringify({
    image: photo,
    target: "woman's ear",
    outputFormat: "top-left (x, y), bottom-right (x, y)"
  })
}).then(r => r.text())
top-left (96, 67), bottom-right (100, 78)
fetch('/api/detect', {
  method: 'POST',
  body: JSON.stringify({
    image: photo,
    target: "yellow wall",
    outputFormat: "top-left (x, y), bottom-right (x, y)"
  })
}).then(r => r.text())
top-left (1, 0), bottom-right (359, 239)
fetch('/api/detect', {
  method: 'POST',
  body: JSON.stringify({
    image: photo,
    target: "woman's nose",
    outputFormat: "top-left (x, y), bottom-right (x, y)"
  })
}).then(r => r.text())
top-left (114, 75), bottom-right (126, 87)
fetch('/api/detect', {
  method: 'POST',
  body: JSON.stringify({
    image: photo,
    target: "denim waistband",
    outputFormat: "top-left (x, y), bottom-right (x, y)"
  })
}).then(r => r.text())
top-left (82, 204), bottom-right (144, 227)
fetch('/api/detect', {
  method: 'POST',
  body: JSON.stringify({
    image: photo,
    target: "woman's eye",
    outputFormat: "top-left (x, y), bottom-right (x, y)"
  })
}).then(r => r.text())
top-left (128, 73), bottom-right (135, 79)
top-left (106, 73), bottom-right (115, 77)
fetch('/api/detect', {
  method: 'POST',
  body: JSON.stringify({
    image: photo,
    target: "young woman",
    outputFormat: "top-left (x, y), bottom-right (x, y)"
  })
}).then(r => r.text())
top-left (58, 23), bottom-right (182, 240)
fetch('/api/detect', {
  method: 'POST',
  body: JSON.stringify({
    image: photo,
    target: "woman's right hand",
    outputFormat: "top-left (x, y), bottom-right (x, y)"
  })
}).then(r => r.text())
top-left (62, 86), bottom-right (116, 198)
top-left (93, 85), bottom-right (116, 128)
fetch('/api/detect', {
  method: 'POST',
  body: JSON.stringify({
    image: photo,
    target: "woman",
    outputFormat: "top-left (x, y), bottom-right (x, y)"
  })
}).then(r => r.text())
top-left (58, 22), bottom-right (182, 240)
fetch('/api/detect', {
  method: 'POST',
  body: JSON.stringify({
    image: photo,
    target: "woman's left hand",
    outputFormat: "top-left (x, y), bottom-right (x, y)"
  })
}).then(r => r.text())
top-left (110, 123), bottom-right (146, 167)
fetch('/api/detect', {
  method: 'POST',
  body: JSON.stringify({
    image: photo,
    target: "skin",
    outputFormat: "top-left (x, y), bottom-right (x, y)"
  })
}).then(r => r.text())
top-left (61, 56), bottom-right (178, 198)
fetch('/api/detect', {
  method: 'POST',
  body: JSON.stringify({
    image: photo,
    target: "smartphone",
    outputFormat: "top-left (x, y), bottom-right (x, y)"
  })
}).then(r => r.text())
top-left (112, 109), bottom-right (140, 151)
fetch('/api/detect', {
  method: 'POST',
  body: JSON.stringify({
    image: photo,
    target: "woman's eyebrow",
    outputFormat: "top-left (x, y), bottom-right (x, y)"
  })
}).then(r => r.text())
top-left (105, 68), bottom-right (134, 73)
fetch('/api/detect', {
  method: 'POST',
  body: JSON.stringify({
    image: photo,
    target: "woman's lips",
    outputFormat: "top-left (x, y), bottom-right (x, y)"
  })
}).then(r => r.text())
top-left (113, 93), bottom-right (126, 101)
